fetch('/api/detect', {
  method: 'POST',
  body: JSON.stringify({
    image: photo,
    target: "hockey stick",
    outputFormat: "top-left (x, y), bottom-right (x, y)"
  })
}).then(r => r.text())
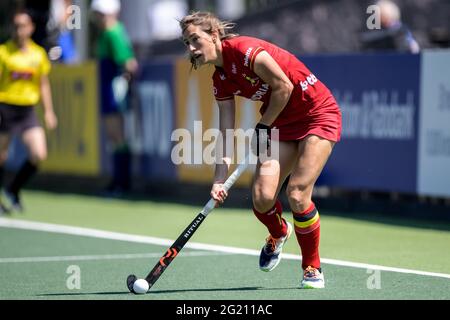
top-left (127, 156), bottom-right (250, 293)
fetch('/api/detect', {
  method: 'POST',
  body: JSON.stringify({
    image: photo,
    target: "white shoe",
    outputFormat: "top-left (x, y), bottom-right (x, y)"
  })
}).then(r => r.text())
top-left (301, 266), bottom-right (325, 289)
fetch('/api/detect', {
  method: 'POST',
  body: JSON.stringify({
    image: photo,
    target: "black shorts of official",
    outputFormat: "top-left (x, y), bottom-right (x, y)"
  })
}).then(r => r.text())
top-left (0, 103), bottom-right (40, 135)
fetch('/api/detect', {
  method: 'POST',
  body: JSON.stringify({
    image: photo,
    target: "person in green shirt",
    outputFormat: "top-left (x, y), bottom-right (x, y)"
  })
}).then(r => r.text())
top-left (91, 0), bottom-right (138, 196)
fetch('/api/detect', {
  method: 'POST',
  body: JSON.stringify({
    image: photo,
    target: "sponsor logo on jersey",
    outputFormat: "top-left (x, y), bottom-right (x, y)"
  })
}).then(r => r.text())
top-left (244, 47), bottom-right (253, 67)
top-left (251, 83), bottom-right (270, 101)
top-left (11, 71), bottom-right (33, 80)
top-left (300, 73), bottom-right (318, 91)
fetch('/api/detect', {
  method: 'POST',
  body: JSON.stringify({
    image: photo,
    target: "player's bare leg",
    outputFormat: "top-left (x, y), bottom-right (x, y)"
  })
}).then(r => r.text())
top-left (0, 134), bottom-right (11, 214)
top-left (22, 127), bottom-right (48, 164)
top-left (0, 134), bottom-right (11, 167)
top-left (287, 134), bottom-right (335, 289)
top-left (3, 127), bottom-right (46, 212)
top-left (252, 141), bottom-right (297, 272)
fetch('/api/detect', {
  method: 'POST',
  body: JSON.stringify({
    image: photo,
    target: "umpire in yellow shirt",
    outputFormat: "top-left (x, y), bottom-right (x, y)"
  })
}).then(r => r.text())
top-left (0, 9), bottom-right (58, 213)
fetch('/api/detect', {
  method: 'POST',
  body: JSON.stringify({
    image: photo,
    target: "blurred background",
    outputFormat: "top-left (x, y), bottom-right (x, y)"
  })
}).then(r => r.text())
top-left (1, 0), bottom-right (450, 220)
top-left (2, 0), bottom-right (448, 58)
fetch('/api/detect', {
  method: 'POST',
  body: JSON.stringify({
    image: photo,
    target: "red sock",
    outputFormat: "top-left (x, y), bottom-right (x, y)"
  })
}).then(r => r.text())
top-left (253, 200), bottom-right (287, 238)
top-left (293, 202), bottom-right (321, 269)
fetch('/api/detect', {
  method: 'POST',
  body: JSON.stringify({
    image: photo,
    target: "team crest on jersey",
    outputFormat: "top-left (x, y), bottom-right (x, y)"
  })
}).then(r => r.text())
top-left (219, 73), bottom-right (226, 81)
top-left (242, 73), bottom-right (260, 86)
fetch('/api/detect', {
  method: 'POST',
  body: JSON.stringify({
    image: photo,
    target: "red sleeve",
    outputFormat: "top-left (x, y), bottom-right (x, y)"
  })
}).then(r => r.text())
top-left (231, 39), bottom-right (265, 71)
top-left (212, 69), bottom-right (234, 101)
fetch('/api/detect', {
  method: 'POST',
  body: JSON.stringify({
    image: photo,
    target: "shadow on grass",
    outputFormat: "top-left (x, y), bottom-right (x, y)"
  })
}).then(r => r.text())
top-left (36, 286), bottom-right (299, 297)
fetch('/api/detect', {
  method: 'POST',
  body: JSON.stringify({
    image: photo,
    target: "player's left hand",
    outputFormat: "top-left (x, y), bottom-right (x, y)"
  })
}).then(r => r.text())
top-left (252, 122), bottom-right (272, 157)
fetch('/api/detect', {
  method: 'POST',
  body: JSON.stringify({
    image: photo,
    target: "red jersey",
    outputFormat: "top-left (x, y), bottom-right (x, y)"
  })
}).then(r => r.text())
top-left (213, 36), bottom-right (341, 141)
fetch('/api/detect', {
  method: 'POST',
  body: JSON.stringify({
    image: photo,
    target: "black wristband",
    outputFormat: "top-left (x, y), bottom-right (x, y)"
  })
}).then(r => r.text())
top-left (254, 123), bottom-right (272, 156)
top-left (255, 123), bottom-right (271, 133)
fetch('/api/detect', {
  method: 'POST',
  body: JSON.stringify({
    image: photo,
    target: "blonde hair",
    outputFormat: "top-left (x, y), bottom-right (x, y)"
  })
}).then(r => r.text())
top-left (180, 11), bottom-right (238, 69)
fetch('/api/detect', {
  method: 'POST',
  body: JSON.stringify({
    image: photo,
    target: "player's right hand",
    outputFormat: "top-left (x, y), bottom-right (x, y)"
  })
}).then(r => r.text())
top-left (210, 183), bottom-right (228, 207)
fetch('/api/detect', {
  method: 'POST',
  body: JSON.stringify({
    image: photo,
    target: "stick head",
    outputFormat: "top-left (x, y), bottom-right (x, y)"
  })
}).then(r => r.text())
top-left (126, 274), bottom-right (137, 293)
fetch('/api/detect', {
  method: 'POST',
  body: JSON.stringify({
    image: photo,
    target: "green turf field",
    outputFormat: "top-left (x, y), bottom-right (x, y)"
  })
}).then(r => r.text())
top-left (0, 190), bottom-right (449, 300)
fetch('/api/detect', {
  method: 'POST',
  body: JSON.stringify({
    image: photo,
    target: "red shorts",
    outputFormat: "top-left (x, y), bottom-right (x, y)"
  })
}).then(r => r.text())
top-left (274, 95), bottom-right (342, 142)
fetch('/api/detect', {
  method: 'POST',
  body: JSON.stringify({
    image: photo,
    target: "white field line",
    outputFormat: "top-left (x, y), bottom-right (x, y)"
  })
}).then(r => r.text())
top-left (0, 251), bottom-right (228, 264)
top-left (1, 218), bottom-right (450, 279)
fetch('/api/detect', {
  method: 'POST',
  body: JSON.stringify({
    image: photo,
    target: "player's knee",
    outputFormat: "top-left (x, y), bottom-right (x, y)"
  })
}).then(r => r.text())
top-left (286, 184), bottom-right (311, 212)
top-left (253, 189), bottom-right (277, 213)
top-left (29, 150), bottom-right (47, 164)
